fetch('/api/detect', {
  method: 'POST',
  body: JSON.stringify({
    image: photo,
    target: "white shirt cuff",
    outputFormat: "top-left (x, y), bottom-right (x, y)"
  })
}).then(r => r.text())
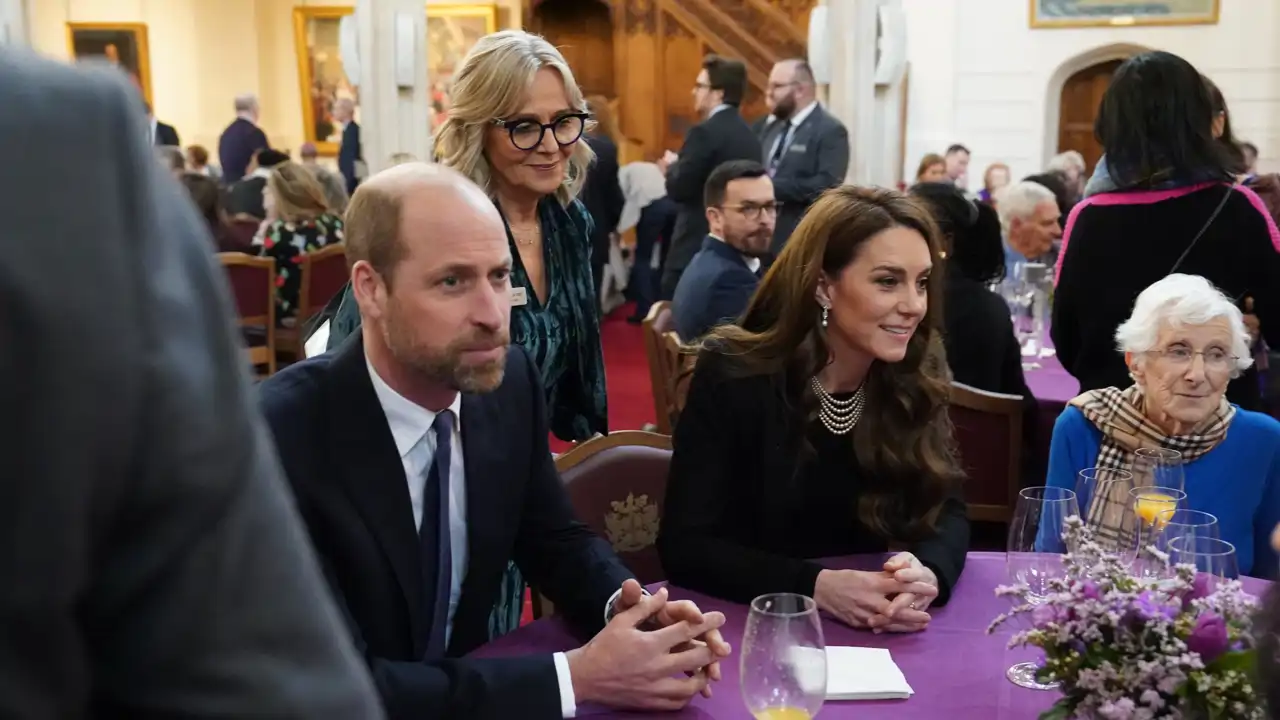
top-left (552, 651), bottom-right (577, 718)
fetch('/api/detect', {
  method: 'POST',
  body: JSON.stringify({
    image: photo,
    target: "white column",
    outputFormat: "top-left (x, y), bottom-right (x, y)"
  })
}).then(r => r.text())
top-left (0, 0), bottom-right (28, 47)
top-left (355, 0), bottom-right (432, 176)
top-left (825, 0), bottom-right (879, 185)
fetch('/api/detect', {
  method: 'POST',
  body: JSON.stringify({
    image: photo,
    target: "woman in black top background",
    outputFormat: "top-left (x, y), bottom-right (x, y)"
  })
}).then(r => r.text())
top-left (658, 186), bottom-right (969, 634)
top-left (1052, 51), bottom-right (1280, 410)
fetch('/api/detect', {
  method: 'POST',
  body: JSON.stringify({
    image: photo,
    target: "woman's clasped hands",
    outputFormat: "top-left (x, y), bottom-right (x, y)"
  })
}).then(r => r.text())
top-left (813, 552), bottom-right (940, 634)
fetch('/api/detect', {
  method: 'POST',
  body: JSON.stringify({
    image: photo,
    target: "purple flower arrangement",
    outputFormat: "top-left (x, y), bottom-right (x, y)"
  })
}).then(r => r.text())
top-left (989, 516), bottom-right (1262, 719)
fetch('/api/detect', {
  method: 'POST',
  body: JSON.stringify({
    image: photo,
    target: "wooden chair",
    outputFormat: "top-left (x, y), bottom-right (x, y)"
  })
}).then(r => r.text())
top-left (949, 381), bottom-right (1025, 524)
top-left (223, 217), bottom-right (260, 253)
top-left (641, 302), bottom-right (693, 434)
top-left (531, 431), bottom-right (675, 619)
top-left (218, 252), bottom-right (276, 376)
top-left (275, 243), bottom-right (348, 362)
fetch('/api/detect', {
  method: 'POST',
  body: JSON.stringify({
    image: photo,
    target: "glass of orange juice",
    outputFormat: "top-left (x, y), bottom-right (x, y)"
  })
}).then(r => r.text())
top-left (1127, 487), bottom-right (1186, 567)
top-left (741, 593), bottom-right (826, 720)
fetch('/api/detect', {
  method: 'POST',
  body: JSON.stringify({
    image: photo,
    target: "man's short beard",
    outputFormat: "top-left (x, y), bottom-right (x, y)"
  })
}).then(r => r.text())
top-left (382, 307), bottom-right (509, 394)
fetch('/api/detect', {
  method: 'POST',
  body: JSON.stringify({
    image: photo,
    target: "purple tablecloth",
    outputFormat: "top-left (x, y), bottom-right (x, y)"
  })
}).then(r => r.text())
top-left (1023, 350), bottom-right (1077, 407)
top-left (471, 553), bottom-right (1270, 719)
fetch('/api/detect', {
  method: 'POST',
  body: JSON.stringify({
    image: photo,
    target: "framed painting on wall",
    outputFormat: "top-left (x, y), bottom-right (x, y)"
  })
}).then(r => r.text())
top-left (66, 23), bottom-right (152, 104)
top-left (1030, 0), bottom-right (1219, 28)
top-left (428, 5), bottom-right (498, 129)
top-left (294, 6), bottom-right (357, 156)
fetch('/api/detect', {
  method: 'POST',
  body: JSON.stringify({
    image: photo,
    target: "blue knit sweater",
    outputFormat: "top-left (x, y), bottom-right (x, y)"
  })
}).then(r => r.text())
top-left (1046, 405), bottom-right (1280, 578)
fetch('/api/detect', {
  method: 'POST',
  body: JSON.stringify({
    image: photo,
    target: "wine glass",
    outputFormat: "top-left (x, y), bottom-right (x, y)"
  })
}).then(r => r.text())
top-left (741, 593), bottom-right (827, 720)
top-left (1136, 509), bottom-right (1219, 579)
top-left (1126, 487), bottom-right (1186, 568)
top-left (1168, 536), bottom-right (1240, 593)
top-left (1006, 486), bottom-right (1080, 690)
top-left (1075, 468), bottom-right (1134, 557)
top-left (1133, 447), bottom-right (1186, 494)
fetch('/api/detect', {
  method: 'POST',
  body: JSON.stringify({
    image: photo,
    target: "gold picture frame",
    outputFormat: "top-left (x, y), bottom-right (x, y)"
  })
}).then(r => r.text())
top-left (427, 5), bottom-right (498, 129)
top-left (293, 6), bottom-right (356, 156)
top-left (67, 22), bottom-right (153, 105)
top-left (293, 4), bottom-right (498, 155)
top-left (1030, 0), bottom-right (1219, 28)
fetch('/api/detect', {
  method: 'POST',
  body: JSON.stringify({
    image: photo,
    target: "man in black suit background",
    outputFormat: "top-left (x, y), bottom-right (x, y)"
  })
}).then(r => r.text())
top-left (145, 102), bottom-right (180, 147)
top-left (671, 160), bottom-right (775, 340)
top-left (335, 98), bottom-right (363, 194)
top-left (259, 162), bottom-right (729, 719)
top-left (660, 55), bottom-right (762, 300)
top-left (757, 59), bottom-right (849, 254)
top-left (218, 93), bottom-right (269, 183)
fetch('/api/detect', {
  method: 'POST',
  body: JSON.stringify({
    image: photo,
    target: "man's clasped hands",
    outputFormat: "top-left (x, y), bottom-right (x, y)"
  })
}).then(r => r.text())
top-left (564, 551), bottom-right (939, 712)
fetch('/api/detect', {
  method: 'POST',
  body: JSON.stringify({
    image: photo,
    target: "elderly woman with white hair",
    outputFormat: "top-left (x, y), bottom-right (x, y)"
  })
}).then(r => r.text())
top-left (1045, 274), bottom-right (1280, 577)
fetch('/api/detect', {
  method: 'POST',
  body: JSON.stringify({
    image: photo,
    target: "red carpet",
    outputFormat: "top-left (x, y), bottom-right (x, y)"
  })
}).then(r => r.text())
top-left (547, 303), bottom-right (655, 453)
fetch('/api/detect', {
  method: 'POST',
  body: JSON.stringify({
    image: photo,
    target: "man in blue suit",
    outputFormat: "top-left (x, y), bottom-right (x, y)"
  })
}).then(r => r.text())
top-left (259, 163), bottom-right (729, 719)
top-left (671, 160), bottom-right (776, 341)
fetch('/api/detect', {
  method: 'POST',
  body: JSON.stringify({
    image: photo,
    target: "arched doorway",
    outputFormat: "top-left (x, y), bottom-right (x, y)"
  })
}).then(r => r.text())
top-left (530, 0), bottom-right (614, 98)
top-left (1043, 43), bottom-right (1149, 171)
top-left (1056, 59), bottom-right (1121, 174)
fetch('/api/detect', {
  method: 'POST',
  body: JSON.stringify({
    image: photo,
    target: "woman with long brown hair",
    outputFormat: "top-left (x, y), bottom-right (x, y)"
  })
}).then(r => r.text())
top-left (657, 185), bottom-right (969, 633)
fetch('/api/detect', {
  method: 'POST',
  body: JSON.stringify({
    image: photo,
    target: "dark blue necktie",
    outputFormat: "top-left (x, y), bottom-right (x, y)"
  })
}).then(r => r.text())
top-left (420, 410), bottom-right (454, 660)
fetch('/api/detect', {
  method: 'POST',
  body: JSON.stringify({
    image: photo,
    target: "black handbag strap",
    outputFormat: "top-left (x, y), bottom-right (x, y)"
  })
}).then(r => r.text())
top-left (1167, 184), bottom-right (1234, 275)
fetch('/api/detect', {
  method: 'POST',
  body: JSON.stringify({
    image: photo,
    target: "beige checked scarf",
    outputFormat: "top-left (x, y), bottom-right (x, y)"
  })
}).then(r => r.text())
top-left (1070, 385), bottom-right (1233, 545)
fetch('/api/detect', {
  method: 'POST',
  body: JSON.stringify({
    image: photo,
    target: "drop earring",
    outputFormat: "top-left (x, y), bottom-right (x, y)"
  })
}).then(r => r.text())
top-left (821, 306), bottom-right (829, 328)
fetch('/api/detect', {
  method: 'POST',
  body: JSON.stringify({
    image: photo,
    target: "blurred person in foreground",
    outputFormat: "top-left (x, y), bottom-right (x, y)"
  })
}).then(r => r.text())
top-left (1045, 274), bottom-right (1280, 577)
top-left (658, 186), bottom-right (969, 631)
top-left (0, 50), bottom-right (382, 717)
top-left (259, 162), bottom-right (729, 718)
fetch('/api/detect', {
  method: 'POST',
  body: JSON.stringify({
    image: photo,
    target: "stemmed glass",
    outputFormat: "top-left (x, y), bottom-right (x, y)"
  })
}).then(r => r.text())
top-left (1168, 536), bottom-right (1240, 593)
top-left (1136, 509), bottom-right (1220, 579)
top-left (1133, 447), bottom-right (1186, 494)
top-left (1075, 467), bottom-right (1134, 558)
top-left (1006, 486), bottom-right (1080, 690)
top-left (741, 593), bottom-right (827, 720)
top-left (1126, 487), bottom-right (1186, 568)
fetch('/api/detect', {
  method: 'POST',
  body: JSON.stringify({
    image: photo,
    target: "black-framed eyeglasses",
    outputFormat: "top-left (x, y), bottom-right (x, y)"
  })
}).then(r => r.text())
top-left (492, 112), bottom-right (589, 151)
top-left (718, 202), bottom-right (782, 220)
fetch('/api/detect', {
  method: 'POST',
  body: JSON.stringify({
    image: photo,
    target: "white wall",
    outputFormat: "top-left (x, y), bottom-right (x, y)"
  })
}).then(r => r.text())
top-left (901, 0), bottom-right (1280, 185)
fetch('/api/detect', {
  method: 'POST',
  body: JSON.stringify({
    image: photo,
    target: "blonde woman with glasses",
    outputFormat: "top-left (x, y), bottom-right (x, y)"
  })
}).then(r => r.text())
top-left (1044, 274), bottom-right (1280, 578)
top-left (321, 30), bottom-right (606, 443)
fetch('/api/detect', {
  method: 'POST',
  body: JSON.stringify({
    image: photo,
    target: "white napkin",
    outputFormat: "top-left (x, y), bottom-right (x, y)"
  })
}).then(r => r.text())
top-left (804, 646), bottom-right (913, 701)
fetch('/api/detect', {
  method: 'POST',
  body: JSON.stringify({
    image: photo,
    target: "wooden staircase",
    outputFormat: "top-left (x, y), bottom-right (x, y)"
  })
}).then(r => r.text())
top-left (602, 0), bottom-right (817, 159)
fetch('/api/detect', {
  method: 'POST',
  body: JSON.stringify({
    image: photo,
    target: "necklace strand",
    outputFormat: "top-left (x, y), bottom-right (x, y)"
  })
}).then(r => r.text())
top-left (810, 376), bottom-right (866, 435)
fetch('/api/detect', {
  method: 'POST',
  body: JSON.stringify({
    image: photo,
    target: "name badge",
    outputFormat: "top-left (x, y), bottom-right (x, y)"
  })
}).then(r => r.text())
top-left (789, 144), bottom-right (808, 154)
top-left (510, 286), bottom-right (528, 306)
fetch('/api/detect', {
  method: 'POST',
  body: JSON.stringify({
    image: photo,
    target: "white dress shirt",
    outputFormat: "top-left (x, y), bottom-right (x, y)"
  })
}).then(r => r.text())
top-left (766, 100), bottom-right (820, 161)
top-left (708, 233), bottom-right (762, 274)
top-left (365, 359), bottom-right (580, 718)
